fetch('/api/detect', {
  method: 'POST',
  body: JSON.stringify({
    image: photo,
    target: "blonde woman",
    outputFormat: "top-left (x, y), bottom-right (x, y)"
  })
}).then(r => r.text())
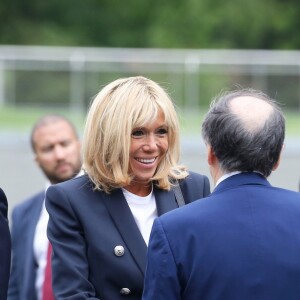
top-left (46, 76), bottom-right (210, 300)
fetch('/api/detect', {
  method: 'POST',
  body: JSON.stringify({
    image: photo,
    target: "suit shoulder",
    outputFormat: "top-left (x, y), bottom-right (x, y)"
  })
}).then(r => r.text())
top-left (0, 187), bottom-right (7, 207)
top-left (270, 186), bottom-right (300, 203)
top-left (12, 190), bottom-right (44, 214)
top-left (0, 188), bottom-right (8, 219)
top-left (0, 187), bottom-right (7, 202)
top-left (274, 186), bottom-right (300, 196)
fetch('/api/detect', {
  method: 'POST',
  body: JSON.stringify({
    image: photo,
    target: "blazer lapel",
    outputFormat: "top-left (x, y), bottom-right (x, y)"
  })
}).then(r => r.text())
top-left (154, 186), bottom-right (178, 216)
top-left (102, 189), bottom-right (147, 275)
top-left (101, 187), bottom-right (179, 275)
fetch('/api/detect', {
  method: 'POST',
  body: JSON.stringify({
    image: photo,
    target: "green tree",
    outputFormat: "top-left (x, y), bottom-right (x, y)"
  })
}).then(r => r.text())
top-left (0, 0), bottom-right (299, 49)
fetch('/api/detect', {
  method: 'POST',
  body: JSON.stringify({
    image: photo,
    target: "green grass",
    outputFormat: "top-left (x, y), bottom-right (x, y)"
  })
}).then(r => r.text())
top-left (0, 105), bottom-right (299, 138)
top-left (285, 110), bottom-right (300, 137)
top-left (0, 106), bottom-right (85, 133)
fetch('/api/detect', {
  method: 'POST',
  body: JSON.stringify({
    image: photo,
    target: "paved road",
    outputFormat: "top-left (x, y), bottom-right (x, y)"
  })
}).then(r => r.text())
top-left (1, 132), bottom-right (300, 219)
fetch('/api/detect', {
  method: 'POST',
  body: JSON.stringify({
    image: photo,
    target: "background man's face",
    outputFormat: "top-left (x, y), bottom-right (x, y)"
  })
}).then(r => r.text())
top-left (33, 120), bottom-right (81, 184)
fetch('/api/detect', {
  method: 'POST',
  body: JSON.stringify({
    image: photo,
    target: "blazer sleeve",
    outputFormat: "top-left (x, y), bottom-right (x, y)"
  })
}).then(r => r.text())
top-left (0, 188), bottom-right (11, 300)
top-left (142, 218), bottom-right (181, 300)
top-left (46, 185), bottom-right (99, 300)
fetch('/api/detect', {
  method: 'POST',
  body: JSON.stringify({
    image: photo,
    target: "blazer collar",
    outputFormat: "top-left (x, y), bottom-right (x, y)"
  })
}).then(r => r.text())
top-left (101, 186), bottom-right (178, 276)
top-left (213, 172), bottom-right (271, 194)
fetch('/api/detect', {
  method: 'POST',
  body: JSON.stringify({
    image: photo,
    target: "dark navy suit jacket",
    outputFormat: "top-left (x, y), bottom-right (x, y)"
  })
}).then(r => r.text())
top-left (0, 188), bottom-right (11, 300)
top-left (143, 172), bottom-right (300, 300)
top-left (46, 172), bottom-right (210, 300)
top-left (8, 191), bottom-right (45, 300)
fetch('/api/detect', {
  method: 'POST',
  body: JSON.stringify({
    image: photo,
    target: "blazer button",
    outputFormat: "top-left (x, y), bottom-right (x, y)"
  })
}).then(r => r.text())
top-left (120, 288), bottom-right (131, 295)
top-left (114, 245), bottom-right (125, 257)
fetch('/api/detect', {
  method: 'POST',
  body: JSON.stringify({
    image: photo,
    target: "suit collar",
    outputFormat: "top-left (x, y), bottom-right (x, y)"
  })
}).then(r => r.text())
top-left (213, 172), bottom-right (271, 194)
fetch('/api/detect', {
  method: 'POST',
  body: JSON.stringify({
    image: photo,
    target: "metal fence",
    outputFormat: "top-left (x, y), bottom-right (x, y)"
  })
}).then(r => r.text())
top-left (1, 46), bottom-right (300, 211)
top-left (0, 46), bottom-right (300, 113)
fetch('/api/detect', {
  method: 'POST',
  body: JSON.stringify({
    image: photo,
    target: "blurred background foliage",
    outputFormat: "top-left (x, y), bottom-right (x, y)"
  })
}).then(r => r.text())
top-left (0, 0), bottom-right (299, 49)
top-left (0, 0), bottom-right (299, 134)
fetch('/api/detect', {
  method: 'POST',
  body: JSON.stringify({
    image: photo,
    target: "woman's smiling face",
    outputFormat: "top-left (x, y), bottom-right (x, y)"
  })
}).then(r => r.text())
top-left (127, 111), bottom-right (169, 193)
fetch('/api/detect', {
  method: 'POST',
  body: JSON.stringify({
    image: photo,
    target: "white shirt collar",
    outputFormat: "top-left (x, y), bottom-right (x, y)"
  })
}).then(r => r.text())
top-left (215, 171), bottom-right (242, 188)
top-left (214, 170), bottom-right (265, 189)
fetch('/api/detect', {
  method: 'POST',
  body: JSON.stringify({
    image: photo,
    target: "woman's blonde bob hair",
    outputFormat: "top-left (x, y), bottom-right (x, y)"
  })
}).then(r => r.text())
top-left (82, 76), bottom-right (188, 193)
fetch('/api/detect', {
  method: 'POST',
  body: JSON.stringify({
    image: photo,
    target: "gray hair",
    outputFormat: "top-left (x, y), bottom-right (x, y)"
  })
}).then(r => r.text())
top-left (201, 89), bottom-right (285, 177)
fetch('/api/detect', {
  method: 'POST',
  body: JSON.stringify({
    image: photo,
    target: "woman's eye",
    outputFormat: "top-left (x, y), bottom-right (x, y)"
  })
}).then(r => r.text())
top-left (157, 128), bottom-right (168, 135)
top-left (132, 130), bottom-right (144, 137)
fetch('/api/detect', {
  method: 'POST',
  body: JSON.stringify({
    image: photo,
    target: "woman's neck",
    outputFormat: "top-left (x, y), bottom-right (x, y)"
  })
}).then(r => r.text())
top-left (123, 182), bottom-right (152, 196)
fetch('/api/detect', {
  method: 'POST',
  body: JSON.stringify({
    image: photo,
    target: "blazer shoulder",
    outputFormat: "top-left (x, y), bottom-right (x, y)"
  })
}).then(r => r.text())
top-left (186, 171), bottom-right (209, 182)
top-left (183, 171), bottom-right (210, 191)
top-left (178, 171), bottom-right (211, 203)
top-left (48, 174), bottom-right (92, 193)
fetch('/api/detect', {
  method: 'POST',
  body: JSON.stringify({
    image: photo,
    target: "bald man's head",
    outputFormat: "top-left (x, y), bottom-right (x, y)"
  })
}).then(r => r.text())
top-left (230, 96), bottom-right (274, 133)
top-left (202, 89), bottom-right (285, 177)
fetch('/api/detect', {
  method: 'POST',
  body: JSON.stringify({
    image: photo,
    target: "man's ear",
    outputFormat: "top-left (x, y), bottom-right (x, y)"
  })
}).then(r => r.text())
top-left (207, 145), bottom-right (216, 166)
top-left (272, 144), bottom-right (284, 171)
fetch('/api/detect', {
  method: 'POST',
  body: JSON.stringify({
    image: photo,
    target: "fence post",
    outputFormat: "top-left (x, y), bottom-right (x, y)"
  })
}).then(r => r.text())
top-left (69, 51), bottom-right (86, 113)
top-left (184, 53), bottom-right (200, 112)
top-left (0, 60), bottom-right (4, 107)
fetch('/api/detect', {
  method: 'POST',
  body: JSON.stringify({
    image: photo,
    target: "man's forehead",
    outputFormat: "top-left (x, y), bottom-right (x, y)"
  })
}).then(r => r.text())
top-left (33, 121), bottom-right (75, 143)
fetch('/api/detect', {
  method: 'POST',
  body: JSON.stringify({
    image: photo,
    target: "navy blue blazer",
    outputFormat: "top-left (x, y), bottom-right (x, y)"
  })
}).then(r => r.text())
top-left (46, 172), bottom-right (210, 300)
top-left (8, 191), bottom-right (45, 300)
top-left (143, 172), bottom-right (300, 300)
top-left (0, 188), bottom-right (11, 300)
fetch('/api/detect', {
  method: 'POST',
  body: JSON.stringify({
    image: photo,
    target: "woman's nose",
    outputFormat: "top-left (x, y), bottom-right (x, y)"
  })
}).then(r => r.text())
top-left (142, 134), bottom-right (158, 151)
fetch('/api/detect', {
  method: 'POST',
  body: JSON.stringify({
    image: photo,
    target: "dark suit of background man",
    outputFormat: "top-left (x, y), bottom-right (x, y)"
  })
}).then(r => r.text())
top-left (0, 187), bottom-right (11, 300)
top-left (8, 115), bottom-right (82, 300)
top-left (143, 89), bottom-right (300, 300)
